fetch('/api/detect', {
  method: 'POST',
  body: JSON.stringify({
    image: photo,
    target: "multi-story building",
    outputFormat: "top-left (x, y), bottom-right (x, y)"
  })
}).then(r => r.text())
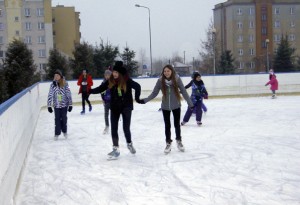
top-left (214, 0), bottom-right (300, 73)
top-left (52, 5), bottom-right (80, 58)
top-left (0, 0), bottom-right (80, 79)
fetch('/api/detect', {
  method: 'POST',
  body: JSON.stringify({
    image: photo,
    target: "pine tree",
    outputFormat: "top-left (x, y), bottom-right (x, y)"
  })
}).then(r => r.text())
top-left (0, 65), bottom-right (8, 104)
top-left (70, 41), bottom-right (95, 79)
top-left (93, 40), bottom-right (119, 78)
top-left (218, 50), bottom-right (235, 74)
top-left (46, 48), bottom-right (69, 80)
top-left (3, 39), bottom-right (38, 99)
top-left (120, 47), bottom-right (138, 77)
top-left (273, 35), bottom-right (296, 72)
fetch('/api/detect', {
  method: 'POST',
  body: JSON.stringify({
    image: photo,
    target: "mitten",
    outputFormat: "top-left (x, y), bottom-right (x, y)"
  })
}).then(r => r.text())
top-left (68, 106), bottom-right (73, 112)
top-left (48, 107), bottom-right (53, 113)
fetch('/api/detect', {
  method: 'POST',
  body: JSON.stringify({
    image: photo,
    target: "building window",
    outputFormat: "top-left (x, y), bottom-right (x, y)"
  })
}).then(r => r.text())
top-left (39, 63), bottom-right (47, 70)
top-left (15, 30), bottom-right (20, 36)
top-left (0, 9), bottom-right (3, 17)
top-left (249, 48), bottom-right (254, 56)
top-left (38, 36), bottom-right (45, 44)
top-left (25, 22), bottom-right (31, 30)
top-left (37, 8), bottom-right (44, 17)
top-left (38, 49), bottom-right (46, 58)
top-left (274, 8), bottom-right (280, 15)
top-left (24, 8), bottom-right (31, 17)
top-left (249, 7), bottom-right (254, 15)
top-left (249, 35), bottom-right (254, 42)
top-left (290, 7), bottom-right (294, 15)
top-left (261, 14), bottom-right (267, 21)
top-left (262, 27), bottom-right (267, 35)
top-left (250, 61), bottom-right (255, 69)
top-left (237, 8), bottom-right (242, 15)
top-left (237, 22), bottom-right (243, 29)
top-left (0, 36), bottom-right (3, 44)
top-left (38, 22), bottom-right (45, 30)
top-left (238, 49), bottom-right (243, 56)
top-left (262, 40), bottom-right (267, 48)
top-left (237, 35), bottom-right (243, 42)
top-left (249, 21), bottom-right (254, 28)
top-left (290, 21), bottom-right (295, 28)
top-left (274, 20), bottom-right (280, 28)
top-left (0, 23), bottom-right (4, 30)
top-left (0, 50), bottom-right (4, 58)
top-left (15, 16), bottom-right (19, 22)
top-left (274, 34), bottom-right (281, 42)
top-left (238, 62), bottom-right (244, 69)
top-left (25, 36), bottom-right (31, 44)
top-left (289, 34), bottom-right (295, 41)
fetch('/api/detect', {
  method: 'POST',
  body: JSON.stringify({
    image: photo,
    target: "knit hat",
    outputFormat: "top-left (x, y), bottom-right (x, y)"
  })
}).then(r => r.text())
top-left (54, 69), bottom-right (63, 78)
top-left (193, 72), bottom-right (201, 81)
top-left (104, 69), bottom-right (112, 76)
top-left (113, 61), bottom-right (127, 75)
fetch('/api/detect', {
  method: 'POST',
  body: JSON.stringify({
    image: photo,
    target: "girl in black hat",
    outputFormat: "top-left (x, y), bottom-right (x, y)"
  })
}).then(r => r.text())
top-left (90, 61), bottom-right (141, 160)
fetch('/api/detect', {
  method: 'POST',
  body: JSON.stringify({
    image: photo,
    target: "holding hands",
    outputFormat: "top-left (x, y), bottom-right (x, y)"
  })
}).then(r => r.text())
top-left (136, 98), bottom-right (145, 104)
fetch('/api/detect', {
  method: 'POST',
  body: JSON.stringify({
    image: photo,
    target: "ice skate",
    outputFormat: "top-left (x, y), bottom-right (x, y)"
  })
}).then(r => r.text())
top-left (164, 142), bottom-right (172, 154)
top-left (127, 142), bottom-right (136, 154)
top-left (177, 140), bottom-right (185, 152)
top-left (103, 126), bottom-right (109, 134)
top-left (89, 105), bottom-right (92, 112)
top-left (63, 132), bottom-right (68, 139)
top-left (107, 146), bottom-right (120, 160)
top-left (197, 121), bottom-right (202, 126)
top-left (54, 135), bottom-right (59, 141)
top-left (181, 121), bottom-right (186, 126)
top-left (80, 110), bottom-right (85, 115)
top-left (271, 94), bottom-right (276, 99)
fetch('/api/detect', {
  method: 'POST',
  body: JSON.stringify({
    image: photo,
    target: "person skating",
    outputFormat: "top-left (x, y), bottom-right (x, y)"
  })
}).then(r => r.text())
top-left (101, 69), bottom-right (112, 134)
top-left (77, 69), bottom-right (93, 114)
top-left (47, 70), bottom-right (73, 140)
top-left (136, 64), bottom-right (194, 154)
top-left (265, 69), bottom-right (278, 99)
top-left (90, 61), bottom-right (141, 160)
top-left (181, 72), bottom-right (208, 126)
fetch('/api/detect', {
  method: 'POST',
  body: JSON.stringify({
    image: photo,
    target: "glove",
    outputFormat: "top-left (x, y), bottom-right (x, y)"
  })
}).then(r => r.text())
top-left (265, 84), bottom-right (268, 86)
top-left (189, 106), bottom-right (194, 111)
top-left (48, 107), bottom-right (53, 113)
top-left (52, 81), bottom-right (57, 86)
top-left (68, 106), bottom-right (73, 112)
top-left (136, 99), bottom-right (145, 104)
top-left (204, 95), bottom-right (208, 99)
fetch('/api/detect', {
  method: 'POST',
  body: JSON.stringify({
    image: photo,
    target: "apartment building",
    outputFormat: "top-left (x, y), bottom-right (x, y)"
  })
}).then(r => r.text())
top-left (0, 0), bottom-right (80, 79)
top-left (214, 0), bottom-right (300, 73)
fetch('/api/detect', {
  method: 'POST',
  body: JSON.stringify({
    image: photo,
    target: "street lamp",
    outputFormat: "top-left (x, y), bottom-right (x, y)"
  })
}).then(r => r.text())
top-left (135, 4), bottom-right (152, 76)
top-left (211, 27), bottom-right (216, 75)
top-left (265, 38), bottom-right (270, 72)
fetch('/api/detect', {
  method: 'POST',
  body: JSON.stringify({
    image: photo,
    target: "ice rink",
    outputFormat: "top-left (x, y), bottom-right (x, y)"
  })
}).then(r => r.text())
top-left (15, 96), bottom-right (300, 205)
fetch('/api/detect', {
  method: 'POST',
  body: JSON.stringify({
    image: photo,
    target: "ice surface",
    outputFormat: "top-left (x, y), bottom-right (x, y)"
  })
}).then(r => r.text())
top-left (15, 96), bottom-right (300, 205)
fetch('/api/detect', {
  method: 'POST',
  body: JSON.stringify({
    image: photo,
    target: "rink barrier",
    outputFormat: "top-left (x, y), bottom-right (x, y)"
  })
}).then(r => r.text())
top-left (0, 72), bottom-right (299, 205)
top-left (0, 83), bottom-right (40, 205)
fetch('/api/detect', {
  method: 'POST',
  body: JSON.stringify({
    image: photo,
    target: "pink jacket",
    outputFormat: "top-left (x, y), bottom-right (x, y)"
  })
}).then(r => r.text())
top-left (266, 75), bottom-right (278, 90)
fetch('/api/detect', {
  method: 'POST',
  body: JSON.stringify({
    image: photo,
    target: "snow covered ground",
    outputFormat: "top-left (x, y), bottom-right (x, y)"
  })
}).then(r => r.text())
top-left (15, 96), bottom-right (300, 205)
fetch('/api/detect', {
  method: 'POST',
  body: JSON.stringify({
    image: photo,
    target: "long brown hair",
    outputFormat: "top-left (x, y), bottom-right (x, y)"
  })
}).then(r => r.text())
top-left (108, 73), bottom-right (127, 93)
top-left (161, 64), bottom-right (181, 101)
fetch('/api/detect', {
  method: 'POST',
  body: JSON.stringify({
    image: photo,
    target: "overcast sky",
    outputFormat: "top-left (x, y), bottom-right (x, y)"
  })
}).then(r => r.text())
top-left (52, 0), bottom-right (225, 64)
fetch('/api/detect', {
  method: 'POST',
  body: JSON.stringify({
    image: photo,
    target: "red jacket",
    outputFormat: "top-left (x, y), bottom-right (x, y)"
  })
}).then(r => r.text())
top-left (77, 74), bottom-right (93, 94)
top-left (266, 75), bottom-right (278, 90)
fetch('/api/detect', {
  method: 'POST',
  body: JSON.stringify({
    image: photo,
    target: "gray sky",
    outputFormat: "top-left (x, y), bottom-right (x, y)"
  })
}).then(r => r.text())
top-left (52, 0), bottom-right (225, 64)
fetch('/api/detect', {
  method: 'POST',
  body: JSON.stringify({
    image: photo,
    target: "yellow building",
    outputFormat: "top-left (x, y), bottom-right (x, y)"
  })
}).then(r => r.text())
top-left (0, 1), bottom-right (80, 79)
top-left (52, 5), bottom-right (80, 58)
top-left (214, 0), bottom-right (300, 73)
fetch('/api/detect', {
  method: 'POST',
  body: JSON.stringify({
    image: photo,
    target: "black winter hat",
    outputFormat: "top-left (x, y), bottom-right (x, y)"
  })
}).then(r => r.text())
top-left (54, 69), bottom-right (63, 78)
top-left (193, 72), bottom-right (201, 80)
top-left (113, 61), bottom-right (127, 75)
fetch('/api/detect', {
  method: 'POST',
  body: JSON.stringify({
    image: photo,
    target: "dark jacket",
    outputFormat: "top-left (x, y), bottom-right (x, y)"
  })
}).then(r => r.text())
top-left (90, 78), bottom-right (141, 114)
top-left (185, 80), bottom-right (208, 105)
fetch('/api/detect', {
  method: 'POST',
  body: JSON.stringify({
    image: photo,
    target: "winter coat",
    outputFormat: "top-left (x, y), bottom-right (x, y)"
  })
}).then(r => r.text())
top-left (266, 75), bottom-right (278, 90)
top-left (143, 75), bottom-right (194, 111)
top-left (100, 79), bottom-right (111, 104)
top-left (185, 80), bottom-right (208, 105)
top-left (47, 81), bottom-right (72, 108)
top-left (90, 78), bottom-right (141, 114)
top-left (77, 74), bottom-right (93, 94)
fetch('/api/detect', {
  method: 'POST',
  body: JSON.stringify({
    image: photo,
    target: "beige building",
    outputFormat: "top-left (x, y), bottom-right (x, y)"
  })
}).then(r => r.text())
top-left (214, 0), bottom-right (300, 73)
top-left (0, 0), bottom-right (80, 79)
top-left (52, 5), bottom-right (80, 58)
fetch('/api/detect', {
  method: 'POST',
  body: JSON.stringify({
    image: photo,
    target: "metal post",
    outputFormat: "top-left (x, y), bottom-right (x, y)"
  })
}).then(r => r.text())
top-left (266, 39), bottom-right (269, 72)
top-left (135, 4), bottom-right (152, 76)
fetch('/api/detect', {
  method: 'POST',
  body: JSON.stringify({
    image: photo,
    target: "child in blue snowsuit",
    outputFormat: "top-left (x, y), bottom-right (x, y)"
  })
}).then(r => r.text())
top-left (181, 72), bottom-right (208, 126)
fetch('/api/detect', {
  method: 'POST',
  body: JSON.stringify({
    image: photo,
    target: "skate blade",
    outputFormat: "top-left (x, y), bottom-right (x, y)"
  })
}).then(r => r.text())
top-left (107, 156), bottom-right (119, 160)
